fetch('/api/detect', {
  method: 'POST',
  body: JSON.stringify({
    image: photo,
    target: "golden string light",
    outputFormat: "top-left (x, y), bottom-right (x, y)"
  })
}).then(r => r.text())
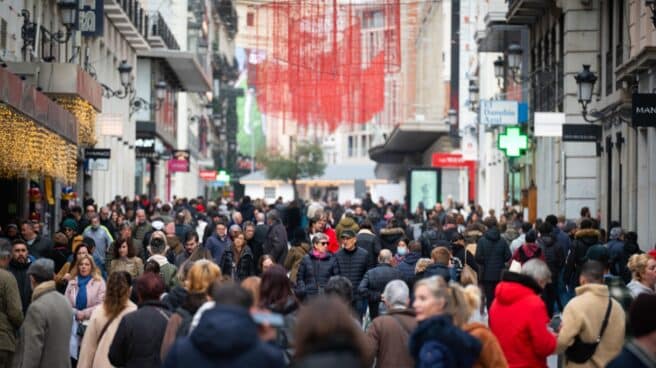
top-left (55, 96), bottom-right (98, 146)
top-left (0, 104), bottom-right (78, 183)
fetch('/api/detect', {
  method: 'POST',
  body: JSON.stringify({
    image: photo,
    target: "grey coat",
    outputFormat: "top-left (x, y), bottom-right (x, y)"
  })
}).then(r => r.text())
top-left (12, 280), bottom-right (73, 368)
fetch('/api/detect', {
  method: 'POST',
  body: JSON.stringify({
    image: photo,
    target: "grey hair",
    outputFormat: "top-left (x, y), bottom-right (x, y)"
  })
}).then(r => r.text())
top-left (312, 233), bottom-right (328, 245)
top-left (0, 239), bottom-right (11, 258)
top-left (378, 249), bottom-right (393, 264)
top-left (521, 259), bottom-right (552, 284)
top-left (382, 280), bottom-right (409, 309)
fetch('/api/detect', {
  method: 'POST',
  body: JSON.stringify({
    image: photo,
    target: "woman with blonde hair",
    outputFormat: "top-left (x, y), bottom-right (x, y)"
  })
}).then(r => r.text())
top-left (409, 276), bottom-right (481, 367)
top-left (460, 285), bottom-right (508, 368)
top-left (64, 254), bottom-right (106, 362)
top-left (160, 260), bottom-right (221, 360)
top-left (78, 271), bottom-right (136, 368)
top-left (626, 253), bottom-right (656, 298)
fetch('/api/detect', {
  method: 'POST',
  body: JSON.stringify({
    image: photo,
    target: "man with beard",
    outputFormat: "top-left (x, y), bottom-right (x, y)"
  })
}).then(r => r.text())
top-left (8, 239), bottom-right (33, 314)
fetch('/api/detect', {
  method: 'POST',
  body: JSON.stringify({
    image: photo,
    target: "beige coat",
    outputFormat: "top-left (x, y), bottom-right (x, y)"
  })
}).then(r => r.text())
top-left (77, 301), bottom-right (137, 368)
top-left (556, 283), bottom-right (625, 368)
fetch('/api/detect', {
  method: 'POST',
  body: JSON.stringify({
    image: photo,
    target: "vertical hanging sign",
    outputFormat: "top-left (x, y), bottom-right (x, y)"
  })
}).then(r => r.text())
top-left (78, 0), bottom-right (104, 37)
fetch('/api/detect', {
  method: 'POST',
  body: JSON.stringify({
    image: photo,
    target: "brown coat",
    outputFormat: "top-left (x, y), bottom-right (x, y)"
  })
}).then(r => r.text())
top-left (463, 322), bottom-right (508, 368)
top-left (365, 308), bottom-right (416, 368)
top-left (284, 243), bottom-right (310, 283)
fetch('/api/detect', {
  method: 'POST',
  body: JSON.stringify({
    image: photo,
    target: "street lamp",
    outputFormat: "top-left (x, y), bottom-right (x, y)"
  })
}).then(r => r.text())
top-left (468, 80), bottom-right (479, 111)
top-left (57, 0), bottom-right (78, 28)
top-left (102, 60), bottom-right (135, 99)
top-left (447, 109), bottom-right (457, 126)
top-left (129, 80), bottom-right (168, 117)
top-left (21, 0), bottom-right (78, 57)
top-left (493, 56), bottom-right (505, 87)
top-left (574, 64), bottom-right (599, 123)
top-left (507, 43), bottom-right (522, 76)
top-left (155, 79), bottom-right (167, 101)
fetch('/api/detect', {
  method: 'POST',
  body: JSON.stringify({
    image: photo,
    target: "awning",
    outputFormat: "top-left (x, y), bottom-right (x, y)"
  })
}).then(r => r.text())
top-left (616, 46), bottom-right (656, 82)
top-left (139, 50), bottom-right (212, 92)
top-left (368, 121), bottom-right (449, 164)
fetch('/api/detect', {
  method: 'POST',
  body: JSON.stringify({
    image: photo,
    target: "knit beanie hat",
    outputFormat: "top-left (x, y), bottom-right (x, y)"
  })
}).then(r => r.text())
top-left (62, 218), bottom-right (78, 232)
top-left (630, 294), bottom-right (656, 337)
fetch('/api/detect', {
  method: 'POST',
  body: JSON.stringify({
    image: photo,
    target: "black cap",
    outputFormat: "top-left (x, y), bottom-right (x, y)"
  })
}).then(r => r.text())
top-left (340, 229), bottom-right (356, 238)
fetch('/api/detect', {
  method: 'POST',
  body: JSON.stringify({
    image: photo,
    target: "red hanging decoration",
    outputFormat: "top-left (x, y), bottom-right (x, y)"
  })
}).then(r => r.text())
top-left (252, 0), bottom-right (400, 133)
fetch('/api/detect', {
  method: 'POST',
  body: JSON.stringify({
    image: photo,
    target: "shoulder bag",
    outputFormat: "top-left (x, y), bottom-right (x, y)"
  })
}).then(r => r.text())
top-left (565, 296), bottom-right (612, 363)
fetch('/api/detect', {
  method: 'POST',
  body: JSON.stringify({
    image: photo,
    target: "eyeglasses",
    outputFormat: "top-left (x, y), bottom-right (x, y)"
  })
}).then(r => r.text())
top-left (319, 241), bottom-right (329, 245)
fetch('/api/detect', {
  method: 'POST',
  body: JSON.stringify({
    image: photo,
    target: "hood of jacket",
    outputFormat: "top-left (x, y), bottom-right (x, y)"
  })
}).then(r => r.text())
top-left (484, 227), bottom-right (501, 242)
top-left (575, 229), bottom-right (600, 245)
top-left (409, 315), bottom-right (481, 363)
top-left (380, 227), bottom-right (405, 236)
top-left (494, 271), bottom-right (543, 306)
top-left (338, 216), bottom-right (358, 229)
top-left (190, 305), bottom-right (259, 356)
top-left (520, 243), bottom-right (541, 258)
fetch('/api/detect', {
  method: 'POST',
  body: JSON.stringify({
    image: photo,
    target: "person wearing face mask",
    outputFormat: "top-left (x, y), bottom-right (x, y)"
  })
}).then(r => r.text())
top-left (82, 214), bottom-right (114, 273)
top-left (393, 238), bottom-right (410, 266)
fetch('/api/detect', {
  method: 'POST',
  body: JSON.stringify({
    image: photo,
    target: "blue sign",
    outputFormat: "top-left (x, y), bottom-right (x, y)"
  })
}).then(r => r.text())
top-left (480, 100), bottom-right (528, 126)
top-left (78, 0), bottom-right (104, 36)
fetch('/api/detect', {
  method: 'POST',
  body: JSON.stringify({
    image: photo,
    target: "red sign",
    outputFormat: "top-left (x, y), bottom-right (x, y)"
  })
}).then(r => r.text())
top-left (199, 170), bottom-right (217, 181)
top-left (167, 159), bottom-right (189, 173)
top-left (431, 153), bottom-right (477, 203)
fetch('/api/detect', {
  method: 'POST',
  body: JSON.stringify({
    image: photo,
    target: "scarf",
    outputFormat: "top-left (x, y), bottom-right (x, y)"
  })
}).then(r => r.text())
top-left (311, 249), bottom-right (328, 259)
top-left (75, 274), bottom-right (92, 310)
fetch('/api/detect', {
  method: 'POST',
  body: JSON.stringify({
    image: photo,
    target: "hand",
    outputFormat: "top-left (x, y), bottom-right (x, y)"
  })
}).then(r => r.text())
top-left (75, 311), bottom-right (85, 321)
top-left (63, 273), bottom-right (72, 281)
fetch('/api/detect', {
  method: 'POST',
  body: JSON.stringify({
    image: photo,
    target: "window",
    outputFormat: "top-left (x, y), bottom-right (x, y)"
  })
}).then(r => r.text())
top-left (247, 12), bottom-right (255, 27)
top-left (264, 187), bottom-right (276, 199)
top-left (0, 19), bottom-right (6, 50)
top-left (348, 136), bottom-right (354, 157)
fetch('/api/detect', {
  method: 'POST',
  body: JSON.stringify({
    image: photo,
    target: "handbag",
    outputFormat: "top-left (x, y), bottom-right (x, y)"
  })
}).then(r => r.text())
top-left (565, 296), bottom-right (613, 363)
top-left (460, 251), bottom-right (478, 286)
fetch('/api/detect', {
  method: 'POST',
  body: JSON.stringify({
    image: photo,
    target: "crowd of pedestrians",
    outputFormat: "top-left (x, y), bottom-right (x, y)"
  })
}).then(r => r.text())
top-left (0, 194), bottom-right (655, 368)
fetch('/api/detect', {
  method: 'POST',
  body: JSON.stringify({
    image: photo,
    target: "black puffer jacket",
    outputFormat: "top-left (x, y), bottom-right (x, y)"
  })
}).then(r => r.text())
top-left (222, 245), bottom-right (256, 282)
top-left (355, 230), bottom-right (380, 267)
top-left (295, 253), bottom-right (340, 298)
top-left (396, 252), bottom-right (421, 288)
top-left (421, 263), bottom-right (453, 282)
top-left (358, 263), bottom-right (403, 318)
top-left (420, 228), bottom-right (447, 258)
top-left (537, 235), bottom-right (564, 284)
top-left (334, 247), bottom-right (370, 297)
top-left (475, 227), bottom-right (511, 282)
top-left (564, 228), bottom-right (600, 286)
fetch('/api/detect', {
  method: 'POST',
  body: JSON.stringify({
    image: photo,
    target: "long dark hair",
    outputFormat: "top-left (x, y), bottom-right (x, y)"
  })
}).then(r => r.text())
top-left (259, 264), bottom-right (296, 311)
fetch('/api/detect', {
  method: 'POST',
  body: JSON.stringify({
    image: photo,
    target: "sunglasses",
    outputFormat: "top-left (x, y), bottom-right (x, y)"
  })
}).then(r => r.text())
top-left (319, 241), bottom-right (329, 245)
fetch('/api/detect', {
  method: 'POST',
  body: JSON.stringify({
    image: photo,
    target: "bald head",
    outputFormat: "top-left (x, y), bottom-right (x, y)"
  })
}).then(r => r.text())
top-left (378, 249), bottom-right (393, 264)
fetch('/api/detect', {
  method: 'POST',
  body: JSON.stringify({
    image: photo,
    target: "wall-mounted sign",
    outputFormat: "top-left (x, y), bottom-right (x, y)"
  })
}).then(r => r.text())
top-left (168, 149), bottom-right (190, 173)
top-left (534, 112), bottom-right (565, 137)
top-left (632, 93), bottom-right (656, 127)
top-left (498, 126), bottom-right (528, 157)
top-left (84, 148), bottom-right (110, 159)
top-left (135, 138), bottom-right (156, 159)
top-left (562, 124), bottom-right (601, 142)
top-left (480, 100), bottom-right (528, 126)
top-left (78, 0), bottom-right (104, 36)
top-left (199, 170), bottom-right (217, 181)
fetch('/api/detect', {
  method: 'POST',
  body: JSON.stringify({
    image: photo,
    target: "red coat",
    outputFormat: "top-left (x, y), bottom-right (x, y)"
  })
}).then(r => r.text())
top-left (324, 227), bottom-right (339, 254)
top-left (489, 272), bottom-right (556, 368)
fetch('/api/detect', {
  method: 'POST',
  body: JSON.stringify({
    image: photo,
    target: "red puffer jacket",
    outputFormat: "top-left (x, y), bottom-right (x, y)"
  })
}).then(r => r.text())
top-left (489, 272), bottom-right (556, 368)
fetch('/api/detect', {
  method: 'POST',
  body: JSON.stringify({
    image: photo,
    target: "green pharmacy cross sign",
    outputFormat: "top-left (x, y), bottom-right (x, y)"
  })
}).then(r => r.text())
top-left (498, 126), bottom-right (528, 157)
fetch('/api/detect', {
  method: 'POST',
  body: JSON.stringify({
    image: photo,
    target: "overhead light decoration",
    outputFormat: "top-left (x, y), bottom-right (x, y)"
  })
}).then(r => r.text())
top-left (0, 104), bottom-right (77, 182)
top-left (55, 96), bottom-right (98, 146)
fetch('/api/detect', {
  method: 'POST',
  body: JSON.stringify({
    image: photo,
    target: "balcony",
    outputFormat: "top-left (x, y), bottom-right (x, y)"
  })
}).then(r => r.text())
top-left (506, 0), bottom-right (548, 24)
top-left (147, 12), bottom-right (180, 50)
top-left (105, 0), bottom-right (150, 51)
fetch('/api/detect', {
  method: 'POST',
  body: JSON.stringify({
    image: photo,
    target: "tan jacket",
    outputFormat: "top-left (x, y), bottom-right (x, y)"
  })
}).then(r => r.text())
top-left (77, 301), bottom-right (137, 368)
top-left (556, 283), bottom-right (625, 368)
top-left (109, 257), bottom-right (144, 279)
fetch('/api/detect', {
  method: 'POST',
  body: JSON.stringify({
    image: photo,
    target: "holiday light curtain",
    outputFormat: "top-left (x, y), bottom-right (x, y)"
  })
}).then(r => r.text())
top-left (253, 0), bottom-right (400, 132)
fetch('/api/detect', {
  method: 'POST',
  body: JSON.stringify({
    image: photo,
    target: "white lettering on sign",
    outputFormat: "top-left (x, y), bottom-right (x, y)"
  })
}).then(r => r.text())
top-left (636, 107), bottom-right (656, 114)
top-left (79, 10), bottom-right (96, 32)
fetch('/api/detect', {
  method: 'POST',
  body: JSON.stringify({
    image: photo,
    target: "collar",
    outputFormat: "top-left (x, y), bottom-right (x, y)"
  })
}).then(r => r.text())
top-left (147, 254), bottom-right (169, 266)
top-left (575, 283), bottom-right (609, 297)
top-left (501, 271), bottom-right (543, 294)
top-left (31, 280), bottom-right (56, 301)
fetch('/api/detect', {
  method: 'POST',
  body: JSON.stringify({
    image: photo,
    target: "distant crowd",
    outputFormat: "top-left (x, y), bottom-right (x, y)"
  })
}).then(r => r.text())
top-left (0, 193), bottom-right (654, 368)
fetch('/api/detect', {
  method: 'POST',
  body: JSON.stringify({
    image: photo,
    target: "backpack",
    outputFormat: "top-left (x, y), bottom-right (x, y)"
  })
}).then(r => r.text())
top-left (175, 308), bottom-right (194, 337)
